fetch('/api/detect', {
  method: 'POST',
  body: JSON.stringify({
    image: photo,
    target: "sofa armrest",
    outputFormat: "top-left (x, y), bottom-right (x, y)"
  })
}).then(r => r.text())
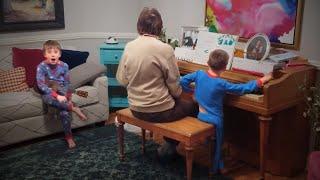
top-left (93, 76), bottom-right (108, 106)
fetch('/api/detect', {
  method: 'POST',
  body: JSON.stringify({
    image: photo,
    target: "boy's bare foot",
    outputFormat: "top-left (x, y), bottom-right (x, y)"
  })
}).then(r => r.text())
top-left (66, 138), bottom-right (76, 148)
top-left (72, 106), bottom-right (87, 120)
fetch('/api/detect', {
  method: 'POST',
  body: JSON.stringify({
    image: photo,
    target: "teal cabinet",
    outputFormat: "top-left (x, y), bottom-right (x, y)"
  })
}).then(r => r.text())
top-left (100, 42), bottom-right (128, 108)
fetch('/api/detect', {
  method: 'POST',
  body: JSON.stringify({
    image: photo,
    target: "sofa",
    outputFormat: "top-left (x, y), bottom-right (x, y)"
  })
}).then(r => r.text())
top-left (0, 48), bottom-right (109, 147)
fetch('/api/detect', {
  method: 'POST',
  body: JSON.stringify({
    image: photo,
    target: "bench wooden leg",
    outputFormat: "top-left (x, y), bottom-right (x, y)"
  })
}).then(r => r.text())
top-left (141, 128), bottom-right (146, 154)
top-left (185, 145), bottom-right (194, 180)
top-left (117, 120), bottom-right (125, 161)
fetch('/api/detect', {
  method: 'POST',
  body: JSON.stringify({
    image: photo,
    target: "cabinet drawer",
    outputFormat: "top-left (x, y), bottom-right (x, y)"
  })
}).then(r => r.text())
top-left (100, 50), bottom-right (124, 64)
top-left (110, 97), bottom-right (129, 107)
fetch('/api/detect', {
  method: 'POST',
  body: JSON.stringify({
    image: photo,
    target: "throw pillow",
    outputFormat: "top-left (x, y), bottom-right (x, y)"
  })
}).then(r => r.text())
top-left (69, 62), bottom-right (107, 90)
top-left (60, 49), bottom-right (89, 70)
top-left (12, 47), bottom-right (44, 88)
top-left (0, 67), bottom-right (29, 93)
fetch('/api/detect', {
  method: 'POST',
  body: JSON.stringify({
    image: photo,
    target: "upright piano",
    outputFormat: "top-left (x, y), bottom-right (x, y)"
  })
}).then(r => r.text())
top-left (178, 59), bottom-right (316, 178)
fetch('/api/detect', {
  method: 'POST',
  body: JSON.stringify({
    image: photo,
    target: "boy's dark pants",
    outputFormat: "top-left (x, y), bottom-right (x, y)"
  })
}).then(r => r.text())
top-left (131, 98), bottom-right (198, 157)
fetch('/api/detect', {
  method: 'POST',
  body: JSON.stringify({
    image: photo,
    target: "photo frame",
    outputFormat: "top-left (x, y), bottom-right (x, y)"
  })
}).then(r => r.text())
top-left (181, 26), bottom-right (208, 48)
top-left (0, 0), bottom-right (65, 32)
top-left (245, 33), bottom-right (271, 61)
top-left (205, 0), bottom-right (304, 49)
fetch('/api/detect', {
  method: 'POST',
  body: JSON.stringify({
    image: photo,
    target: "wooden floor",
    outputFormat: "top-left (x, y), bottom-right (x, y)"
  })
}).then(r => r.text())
top-left (107, 113), bottom-right (306, 180)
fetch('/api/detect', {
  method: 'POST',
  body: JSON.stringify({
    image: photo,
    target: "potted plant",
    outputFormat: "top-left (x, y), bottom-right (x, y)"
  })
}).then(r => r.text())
top-left (159, 28), bottom-right (180, 49)
top-left (302, 81), bottom-right (320, 151)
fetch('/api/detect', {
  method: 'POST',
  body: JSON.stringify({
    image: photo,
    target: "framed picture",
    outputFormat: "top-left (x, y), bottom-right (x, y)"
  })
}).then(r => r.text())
top-left (0, 0), bottom-right (65, 32)
top-left (205, 0), bottom-right (304, 49)
top-left (245, 33), bottom-right (270, 61)
top-left (181, 26), bottom-right (208, 48)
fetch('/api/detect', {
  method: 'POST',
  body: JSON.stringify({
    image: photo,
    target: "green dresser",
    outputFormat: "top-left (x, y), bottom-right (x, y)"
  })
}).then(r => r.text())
top-left (99, 42), bottom-right (128, 108)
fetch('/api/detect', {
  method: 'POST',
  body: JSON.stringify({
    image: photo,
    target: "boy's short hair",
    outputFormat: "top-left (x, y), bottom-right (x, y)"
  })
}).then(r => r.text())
top-left (207, 49), bottom-right (229, 71)
top-left (137, 7), bottom-right (163, 36)
top-left (43, 40), bottom-right (61, 53)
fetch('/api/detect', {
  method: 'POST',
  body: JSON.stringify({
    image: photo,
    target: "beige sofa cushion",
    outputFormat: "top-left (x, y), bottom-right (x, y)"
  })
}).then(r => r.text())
top-left (72, 86), bottom-right (99, 107)
top-left (69, 62), bottom-right (107, 89)
top-left (0, 91), bottom-right (43, 123)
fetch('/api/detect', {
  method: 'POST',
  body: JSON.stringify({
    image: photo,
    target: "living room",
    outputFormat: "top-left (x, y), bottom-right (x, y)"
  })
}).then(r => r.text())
top-left (1, 0), bottom-right (320, 179)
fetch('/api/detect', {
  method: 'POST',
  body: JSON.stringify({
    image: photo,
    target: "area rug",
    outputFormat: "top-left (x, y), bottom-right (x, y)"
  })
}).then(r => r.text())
top-left (0, 125), bottom-right (229, 179)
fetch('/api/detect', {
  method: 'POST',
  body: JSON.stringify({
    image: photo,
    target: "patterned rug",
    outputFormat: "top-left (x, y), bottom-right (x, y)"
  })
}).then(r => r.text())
top-left (0, 125), bottom-right (229, 179)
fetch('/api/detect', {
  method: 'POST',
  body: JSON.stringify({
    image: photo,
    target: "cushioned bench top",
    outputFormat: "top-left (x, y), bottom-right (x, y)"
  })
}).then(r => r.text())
top-left (116, 108), bottom-right (214, 143)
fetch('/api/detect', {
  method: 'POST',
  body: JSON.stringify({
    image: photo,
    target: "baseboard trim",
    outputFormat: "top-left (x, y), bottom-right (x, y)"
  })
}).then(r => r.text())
top-left (0, 32), bottom-right (137, 46)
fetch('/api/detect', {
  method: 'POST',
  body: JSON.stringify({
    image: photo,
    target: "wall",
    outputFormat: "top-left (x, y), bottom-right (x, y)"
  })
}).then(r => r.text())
top-left (141, 0), bottom-right (206, 40)
top-left (299, 0), bottom-right (320, 67)
top-left (0, 0), bottom-right (319, 68)
top-left (0, 0), bottom-right (141, 66)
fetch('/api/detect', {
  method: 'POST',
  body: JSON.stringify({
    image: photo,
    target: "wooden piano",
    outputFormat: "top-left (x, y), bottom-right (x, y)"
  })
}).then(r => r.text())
top-left (178, 59), bottom-right (316, 179)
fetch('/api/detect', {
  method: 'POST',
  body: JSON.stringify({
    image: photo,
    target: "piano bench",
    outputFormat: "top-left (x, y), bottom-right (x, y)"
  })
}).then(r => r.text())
top-left (116, 108), bottom-right (215, 180)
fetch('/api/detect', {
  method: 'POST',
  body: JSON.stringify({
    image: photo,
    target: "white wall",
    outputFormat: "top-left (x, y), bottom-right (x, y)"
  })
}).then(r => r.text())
top-left (0, 0), bottom-right (141, 64)
top-left (299, 0), bottom-right (320, 66)
top-left (0, 0), bottom-right (140, 38)
top-left (0, 0), bottom-right (319, 67)
top-left (141, 0), bottom-right (206, 40)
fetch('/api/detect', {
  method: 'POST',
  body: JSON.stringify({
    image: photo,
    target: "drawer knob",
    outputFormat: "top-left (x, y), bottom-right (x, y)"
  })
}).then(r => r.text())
top-left (115, 55), bottom-right (118, 59)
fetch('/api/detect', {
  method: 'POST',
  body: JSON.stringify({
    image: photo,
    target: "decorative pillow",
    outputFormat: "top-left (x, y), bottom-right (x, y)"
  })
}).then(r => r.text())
top-left (0, 67), bottom-right (29, 93)
top-left (12, 47), bottom-right (44, 88)
top-left (60, 49), bottom-right (89, 70)
top-left (69, 62), bottom-right (107, 90)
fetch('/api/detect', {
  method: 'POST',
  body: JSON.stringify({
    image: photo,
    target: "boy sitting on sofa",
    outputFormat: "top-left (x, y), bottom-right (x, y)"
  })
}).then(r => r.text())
top-left (36, 40), bottom-right (87, 148)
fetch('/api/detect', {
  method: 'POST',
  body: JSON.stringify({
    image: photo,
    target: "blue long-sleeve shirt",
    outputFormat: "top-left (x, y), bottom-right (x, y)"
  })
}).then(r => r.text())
top-left (180, 70), bottom-right (260, 127)
top-left (36, 61), bottom-right (70, 97)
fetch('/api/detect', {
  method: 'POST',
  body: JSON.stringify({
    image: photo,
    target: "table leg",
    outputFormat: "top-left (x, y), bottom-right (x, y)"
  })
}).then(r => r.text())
top-left (141, 128), bottom-right (146, 154)
top-left (258, 115), bottom-right (272, 180)
top-left (185, 145), bottom-right (194, 180)
top-left (117, 118), bottom-right (125, 161)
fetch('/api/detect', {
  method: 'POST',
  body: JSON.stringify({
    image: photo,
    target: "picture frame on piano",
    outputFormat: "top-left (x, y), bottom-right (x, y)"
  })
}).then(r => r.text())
top-left (181, 26), bottom-right (208, 48)
top-left (245, 33), bottom-right (270, 61)
top-left (205, 0), bottom-right (304, 49)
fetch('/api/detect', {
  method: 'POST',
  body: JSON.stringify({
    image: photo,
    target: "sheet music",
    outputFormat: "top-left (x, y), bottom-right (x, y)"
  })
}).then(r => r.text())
top-left (174, 32), bottom-right (238, 69)
top-left (174, 47), bottom-right (197, 63)
top-left (232, 57), bottom-right (277, 75)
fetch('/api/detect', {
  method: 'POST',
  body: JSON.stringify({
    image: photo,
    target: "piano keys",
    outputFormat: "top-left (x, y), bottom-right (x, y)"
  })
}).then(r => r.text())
top-left (178, 59), bottom-right (316, 178)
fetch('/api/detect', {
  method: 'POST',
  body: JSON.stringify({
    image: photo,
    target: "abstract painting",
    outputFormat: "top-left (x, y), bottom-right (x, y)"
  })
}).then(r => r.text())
top-left (205, 0), bottom-right (304, 49)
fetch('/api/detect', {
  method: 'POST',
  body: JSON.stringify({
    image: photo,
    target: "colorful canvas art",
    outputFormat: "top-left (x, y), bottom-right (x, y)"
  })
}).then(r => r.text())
top-left (205, 0), bottom-right (303, 49)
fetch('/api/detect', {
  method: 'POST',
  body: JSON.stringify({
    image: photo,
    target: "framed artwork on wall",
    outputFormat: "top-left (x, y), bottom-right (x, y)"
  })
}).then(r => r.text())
top-left (0, 0), bottom-right (65, 32)
top-left (205, 0), bottom-right (304, 49)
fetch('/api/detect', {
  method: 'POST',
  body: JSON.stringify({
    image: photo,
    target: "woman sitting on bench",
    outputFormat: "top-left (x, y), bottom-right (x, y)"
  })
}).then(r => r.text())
top-left (116, 7), bottom-right (198, 161)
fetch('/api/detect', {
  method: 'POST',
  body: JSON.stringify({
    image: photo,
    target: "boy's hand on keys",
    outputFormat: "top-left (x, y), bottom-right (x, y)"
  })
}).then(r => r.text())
top-left (260, 73), bottom-right (273, 85)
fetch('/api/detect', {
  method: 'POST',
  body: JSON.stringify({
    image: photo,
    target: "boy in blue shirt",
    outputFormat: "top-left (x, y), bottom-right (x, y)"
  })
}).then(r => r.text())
top-left (180, 49), bottom-right (272, 174)
top-left (36, 40), bottom-right (87, 148)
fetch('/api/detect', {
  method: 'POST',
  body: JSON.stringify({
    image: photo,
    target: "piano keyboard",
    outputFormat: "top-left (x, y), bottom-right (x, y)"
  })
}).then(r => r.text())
top-left (243, 94), bottom-right (264, 102)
